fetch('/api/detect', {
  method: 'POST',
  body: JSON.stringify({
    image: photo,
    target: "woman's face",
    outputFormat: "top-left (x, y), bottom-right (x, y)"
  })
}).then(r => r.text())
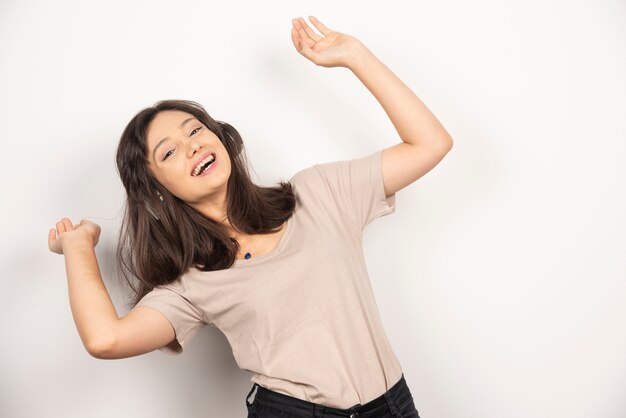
top-left (145, 110), bottom-right (232, 207)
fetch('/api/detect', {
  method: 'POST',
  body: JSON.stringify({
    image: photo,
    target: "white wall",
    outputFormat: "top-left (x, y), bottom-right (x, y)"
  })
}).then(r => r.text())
top-left (1, 0), bottom-right (624, 417)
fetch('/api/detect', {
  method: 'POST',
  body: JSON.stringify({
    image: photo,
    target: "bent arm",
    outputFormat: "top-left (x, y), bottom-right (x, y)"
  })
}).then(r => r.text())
top-left (348, 42), bottom-right (454, 195)
top-left (63, 237), bottom-right (119, 356)
top-left (63, 237), bottom-right (176, 359)
top-left (291, 17), bottom-right (452, 194)
top-left (348, 42), bottom-right (453, 151)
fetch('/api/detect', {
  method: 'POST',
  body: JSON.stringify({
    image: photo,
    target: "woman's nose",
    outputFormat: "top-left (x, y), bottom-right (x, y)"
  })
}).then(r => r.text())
top-left (187, 141), bottom-right (202, 156)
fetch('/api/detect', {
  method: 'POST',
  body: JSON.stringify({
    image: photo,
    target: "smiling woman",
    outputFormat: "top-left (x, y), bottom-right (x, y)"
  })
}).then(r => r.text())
top-left (114, 99), bottom-right (297, 307)
top-left (47, 14), bottom-right (447, 417)
top-left (143, 110), bottom-right (234, 211)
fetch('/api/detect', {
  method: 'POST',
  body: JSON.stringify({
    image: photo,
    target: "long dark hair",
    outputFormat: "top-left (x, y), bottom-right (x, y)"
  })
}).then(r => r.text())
top-left (115, 99), bottom-right (296, 308)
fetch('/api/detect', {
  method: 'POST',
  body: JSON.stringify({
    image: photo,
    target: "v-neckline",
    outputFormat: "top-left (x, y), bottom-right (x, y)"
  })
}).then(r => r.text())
top-left (232, 217), bottom-right (294, 268)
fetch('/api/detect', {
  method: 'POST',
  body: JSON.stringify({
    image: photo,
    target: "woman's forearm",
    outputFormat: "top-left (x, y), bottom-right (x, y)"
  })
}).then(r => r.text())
top-left (63, 237), bottom-right (119, 356)
top-left (347, 42), bottom-right (453, 150)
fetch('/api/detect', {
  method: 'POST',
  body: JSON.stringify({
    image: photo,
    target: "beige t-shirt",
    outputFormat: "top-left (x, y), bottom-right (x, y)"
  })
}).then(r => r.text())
top-left (136, 149), bottom-right (403, 409)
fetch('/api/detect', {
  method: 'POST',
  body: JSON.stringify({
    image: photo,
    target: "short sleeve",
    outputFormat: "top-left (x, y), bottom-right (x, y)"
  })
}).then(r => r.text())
top-left (135, 284), bottom-right (207, 356)
top-left (312, 149), bottom-right (396, 231)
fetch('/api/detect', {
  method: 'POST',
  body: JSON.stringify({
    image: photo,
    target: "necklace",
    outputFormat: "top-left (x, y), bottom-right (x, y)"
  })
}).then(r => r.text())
top-left (232, 222), bottom-right (286, 260)
top-left (232, 231), bottom-right (253, 260)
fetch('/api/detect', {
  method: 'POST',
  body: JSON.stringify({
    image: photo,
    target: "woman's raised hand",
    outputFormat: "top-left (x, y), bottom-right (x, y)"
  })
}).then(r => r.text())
top-left (290, 16), bottom-right (363, 69)
top-left (48, 218), bottom-right (101, 255)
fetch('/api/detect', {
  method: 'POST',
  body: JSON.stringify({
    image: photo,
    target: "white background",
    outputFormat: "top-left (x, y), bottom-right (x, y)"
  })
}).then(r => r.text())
top-left (1, 0), bottom-right (624, 417)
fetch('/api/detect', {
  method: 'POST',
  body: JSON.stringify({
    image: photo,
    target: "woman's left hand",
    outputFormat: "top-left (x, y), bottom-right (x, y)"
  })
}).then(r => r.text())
top-left (290, 16), bottom-right (363, 69)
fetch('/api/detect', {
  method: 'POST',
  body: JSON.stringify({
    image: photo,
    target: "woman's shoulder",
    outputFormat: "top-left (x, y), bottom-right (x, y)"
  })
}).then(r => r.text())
top-left (289, 164), bottom-right (316, 185)
top-left (145, 275), bottom-right (186, 296)
top-left (290, 158), bottom-right (339, 183)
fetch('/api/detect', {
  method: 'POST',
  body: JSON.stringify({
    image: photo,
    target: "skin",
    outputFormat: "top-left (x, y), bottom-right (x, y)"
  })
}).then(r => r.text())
top-left (45, 15), bottom-right (453, 360)
top-left (139, 15), bottom-right (454, 253)
top-left (145, 110), bottom-right (233, 226)
top-left (140, 15), bottom-right (364, 241)
top-left (51, 15), bottom-right (453, 253)
top-left (144, 109), bottom-right (286, 250)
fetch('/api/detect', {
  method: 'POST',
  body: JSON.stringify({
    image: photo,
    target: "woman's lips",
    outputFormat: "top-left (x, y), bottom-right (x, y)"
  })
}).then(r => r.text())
top-left (195, 155), bottom-right (217, 177)
top-left (190, 151), bottom-right (214, 176)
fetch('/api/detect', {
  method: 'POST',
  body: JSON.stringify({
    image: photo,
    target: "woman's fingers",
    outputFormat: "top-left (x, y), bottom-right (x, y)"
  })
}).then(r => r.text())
top-left (48, 224), bottom-right (62, 254)
top-left (295, 33), bottom-right (317, 62)
top-left (63, 218), bottom-right (73, 231)
top-left (49, 217), bottom-right (83, 254)
top-left (309, 16), bottom-right (331, 36)
top-left (56, 220), bottom-right (65, 234)
top-left (48, 228), bottom-right (56, 252)
top-left (291, 23), bottom-right (313, 59)
top-left (53, 217), bottom-right (73, 236)
top-left (290, 27), bottom-right (301, 51)
top-left (297, 17), bottom-right (322, 42)
top-left (292, 18), bottom-right (314, 49)
top-left (291, 19), bottom-right (304, 48)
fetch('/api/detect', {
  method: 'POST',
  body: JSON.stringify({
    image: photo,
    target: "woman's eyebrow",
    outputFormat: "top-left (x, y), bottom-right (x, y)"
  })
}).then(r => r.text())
top-left (152, 117), bottom-right (197, 161)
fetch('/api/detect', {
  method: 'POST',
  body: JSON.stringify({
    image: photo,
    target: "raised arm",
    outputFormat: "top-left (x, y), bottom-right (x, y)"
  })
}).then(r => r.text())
top-left (49, 218), bottom-right (175, 359)
top-left (291, 16), bottom-right (454, 197)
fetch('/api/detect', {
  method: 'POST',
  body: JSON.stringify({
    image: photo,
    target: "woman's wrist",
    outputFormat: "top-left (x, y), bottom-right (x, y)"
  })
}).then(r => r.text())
top-left (63, 231), bottom-right (95, 252)
top-left (346, 40), bottom-right (374, 73)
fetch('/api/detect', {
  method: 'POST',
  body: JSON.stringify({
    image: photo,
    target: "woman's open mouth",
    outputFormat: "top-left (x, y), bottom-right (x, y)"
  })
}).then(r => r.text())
top-left (192, 153), bottom-right (217, 177)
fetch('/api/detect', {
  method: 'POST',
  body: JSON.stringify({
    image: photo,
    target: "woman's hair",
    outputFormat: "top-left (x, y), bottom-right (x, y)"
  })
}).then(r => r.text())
top-left (115, 99), bottom-right (296, 309)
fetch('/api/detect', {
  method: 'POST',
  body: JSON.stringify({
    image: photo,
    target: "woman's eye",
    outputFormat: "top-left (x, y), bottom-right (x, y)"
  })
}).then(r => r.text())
top-left (162, 127), bottom-right (201, 161)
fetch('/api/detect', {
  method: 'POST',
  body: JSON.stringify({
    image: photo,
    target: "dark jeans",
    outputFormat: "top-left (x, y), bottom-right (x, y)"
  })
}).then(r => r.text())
top-left (245, 373), bottom-right (421, 418)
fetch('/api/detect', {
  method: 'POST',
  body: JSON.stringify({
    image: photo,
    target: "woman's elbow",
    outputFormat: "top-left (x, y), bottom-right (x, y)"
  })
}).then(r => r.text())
top-left (86, 336), bottom-right (115, 359)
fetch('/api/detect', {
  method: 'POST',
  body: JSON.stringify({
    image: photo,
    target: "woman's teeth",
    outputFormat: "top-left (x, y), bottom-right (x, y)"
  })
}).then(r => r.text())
top-left (193, 154), bottom-right (215, 176)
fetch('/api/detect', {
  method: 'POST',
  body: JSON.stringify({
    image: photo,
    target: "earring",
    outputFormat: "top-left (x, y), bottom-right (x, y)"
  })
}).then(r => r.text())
top-left (146, 190), bottom-right (164, 221)
top-left (145, 201), bottom-right (160, 221)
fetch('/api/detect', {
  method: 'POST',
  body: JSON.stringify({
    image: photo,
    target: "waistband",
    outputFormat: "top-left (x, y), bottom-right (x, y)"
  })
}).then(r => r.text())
top-left (246, 374), bottom-right (411, 418)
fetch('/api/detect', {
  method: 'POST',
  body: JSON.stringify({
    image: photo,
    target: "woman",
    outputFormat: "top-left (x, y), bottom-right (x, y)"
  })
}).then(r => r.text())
top-left (49, 16), bottom-right (452, 418)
